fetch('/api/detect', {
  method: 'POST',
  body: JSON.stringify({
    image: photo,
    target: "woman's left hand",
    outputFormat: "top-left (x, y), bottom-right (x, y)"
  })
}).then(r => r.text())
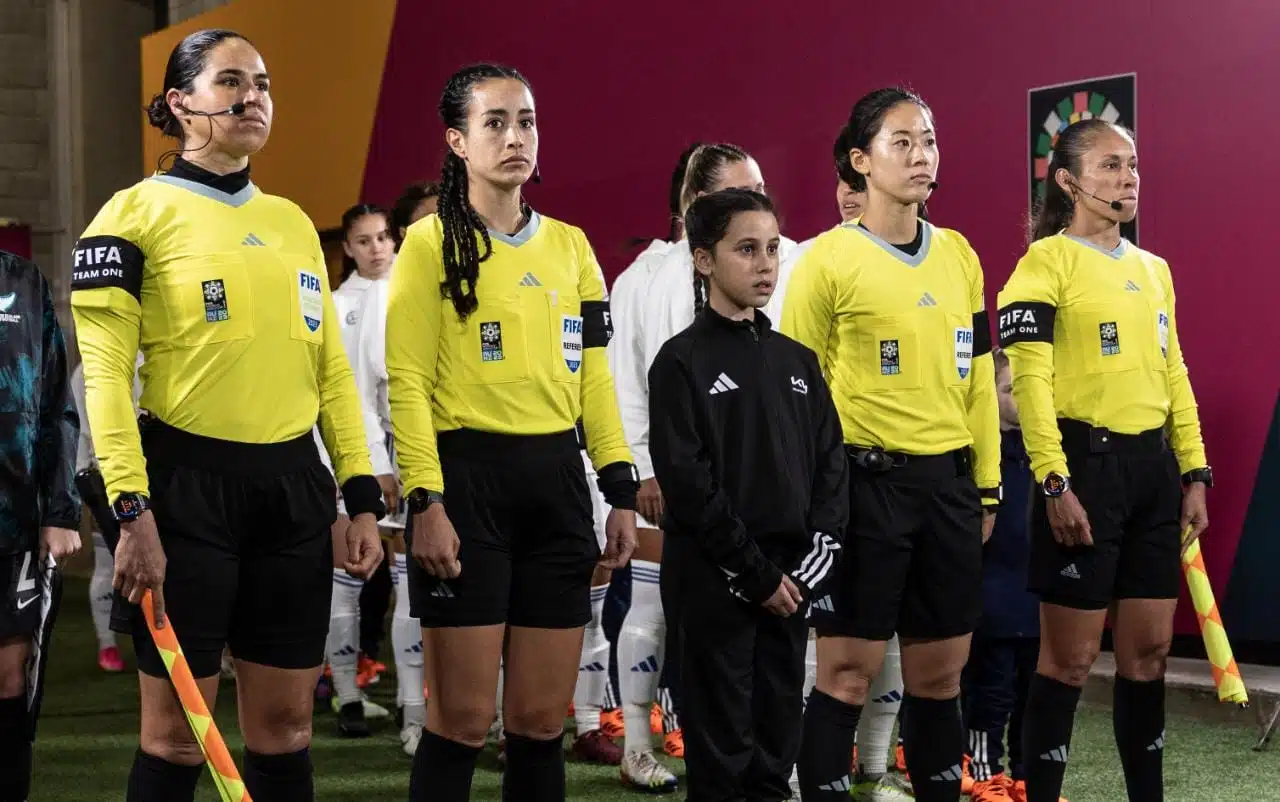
top-left (1180, 482), bottom-right (1209, 556)
top-left (601, 509), bottom-right (637, 569)
top-left (345, 513), bottom-right (384, 579)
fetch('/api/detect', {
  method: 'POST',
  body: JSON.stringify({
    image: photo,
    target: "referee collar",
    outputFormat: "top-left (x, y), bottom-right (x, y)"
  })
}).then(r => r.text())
top-left (844, 219), bottom-right (932, 268)
top-left (152, 156), bottom-right (255, 207)
top-left (1062, 232), bottom-right (1129, 260)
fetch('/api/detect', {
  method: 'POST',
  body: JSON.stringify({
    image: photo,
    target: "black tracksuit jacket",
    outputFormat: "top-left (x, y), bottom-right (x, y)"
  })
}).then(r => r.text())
top-left (648, 306), bottom-right (849, 604)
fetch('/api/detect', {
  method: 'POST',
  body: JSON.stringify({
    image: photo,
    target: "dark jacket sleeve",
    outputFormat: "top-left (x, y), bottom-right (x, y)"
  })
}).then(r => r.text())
top-left (648, 341), bottom-right (782, 604)
top-left (790, 350), bottom-right (848, 598)
top-left (38, 272), bottom-right (81, 530)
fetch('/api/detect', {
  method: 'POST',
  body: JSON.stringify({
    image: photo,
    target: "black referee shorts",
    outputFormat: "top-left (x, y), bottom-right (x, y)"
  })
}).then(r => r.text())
top-left (1028, 420), bottom-right (1181, 610)
top-left (811, 447), bottom-right (983, 641)
top-left (113, 418), bottom-right (336, 679)
top-left (407, 429), bottom-right (599, 630)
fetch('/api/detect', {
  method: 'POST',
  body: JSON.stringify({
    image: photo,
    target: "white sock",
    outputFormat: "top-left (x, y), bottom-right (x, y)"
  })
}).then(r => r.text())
top-left (89, 532), bottom-right (115, 650)
top-left (391, 553), bottom-right (425, 726)
top-left (802, 633), bottom-right (817, 707)
top-left (574, 584), bottom-right (610, 734)
top-left (857, 635), bottom-right (903, 777)
top-left (326, 568), bottom-right (364, 706)
top-left (495, 659), bottom-right (504, 736)
top-left (618, 560), bottom-right (664, 755)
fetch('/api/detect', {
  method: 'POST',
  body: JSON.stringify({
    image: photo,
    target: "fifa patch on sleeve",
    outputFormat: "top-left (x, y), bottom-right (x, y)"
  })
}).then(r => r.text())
top-left (480, 321), bottom-right (504, 361)
top-left (997, 302), bottom-right (1055, 346)
top-left (581, 300), bottom-right (612, 348)
top-left (880, 339), bottom-right (900, 375)
top-left (71, 236), bottom-right (144, 302)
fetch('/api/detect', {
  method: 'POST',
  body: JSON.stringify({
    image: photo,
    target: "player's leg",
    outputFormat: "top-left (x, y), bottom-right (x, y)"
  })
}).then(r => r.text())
top-left (389, 531), bottom-right (427, 756)
top-left (800, 467), bottom-right (907, 801)
top-left (744, 584), bottom-right (809, 802)
top-left (1109, 450), bottom-right (1183, 802)
top-left (600, 562), bottom-right (631, 738)
top-left (656, 532), bottom-right (684, 759)
top-left (358, 547), bottom-right (393, 684)
top-left (964, 636), bottom-right (1018, 799)
top-left (572, 564), bottom-right (622, 764)
top-left (325, 512), bottom-right (370, 736)
top-left (858, 634), bottom-right (903, 778)
top-left (1007, 638), bottom-right (1038, 788)
top-left (0, 549), bottom-right (47, 802)
top-left (89, 530), bottom-right (124, 671)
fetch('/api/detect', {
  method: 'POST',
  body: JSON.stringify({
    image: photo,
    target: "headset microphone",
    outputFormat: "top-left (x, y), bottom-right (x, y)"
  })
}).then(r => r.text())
top-left (1068, 180), bottom-right (1123, 211)
top-left (180, 102), bottom-right (246, 118)
top-left (532, 164), bottom-right (542, 185)
top-left (928, 180), bottom-right (939, 191)
top-left (227, 102), bottom-right (246, 116)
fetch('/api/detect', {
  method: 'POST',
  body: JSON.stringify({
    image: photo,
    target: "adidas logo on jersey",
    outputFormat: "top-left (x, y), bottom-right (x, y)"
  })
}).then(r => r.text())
top-left (709, 372), bottom-right (739, 395)
top-left (812, 595), bottom-right (834, 613)
top-left (429, 584), bottom-right (455, 599)
top-left (518, 272), bottom-right (542, 287)
top-left (242, 233), bottom-right (266, 246)
top-left (1125, 280), bottom-right (1141, 292)
top-left (631, 655), bottom-right (660, 673)
top-left (917, 292), bottom-right (938, 307)
top-left (1059, 563), bottom-right (1081, 580)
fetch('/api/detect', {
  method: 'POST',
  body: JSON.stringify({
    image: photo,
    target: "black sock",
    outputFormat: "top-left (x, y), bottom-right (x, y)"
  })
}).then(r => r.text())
top-left (798, 689), bottom-right (862, 799)
top-left (1021, 674), bottom-right (1082, 802)
top-left (243, 748), bottom-right (313, 802)
top-left (502, 731), bottom-right (566, 802)
top-left (901, 694), bottom-right (964, 802)
top-left (126, 749), bottom-right (203, 802)
top-left (1114, 676), bottom-right (1165, 802)
top-left (0, 696), bottom-right (32, 802)
top-left (410, 729), bottom-right (481, 802)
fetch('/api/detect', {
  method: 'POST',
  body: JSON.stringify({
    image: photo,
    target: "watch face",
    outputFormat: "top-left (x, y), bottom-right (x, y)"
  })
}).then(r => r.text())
top-left (1043, 473), bottom-right (1068, 496)
top-left (116, 495), bottom-right (144, 518)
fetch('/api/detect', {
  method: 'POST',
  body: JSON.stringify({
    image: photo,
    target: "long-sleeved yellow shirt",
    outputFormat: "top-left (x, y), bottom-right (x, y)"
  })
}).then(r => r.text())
top-left (781, 221), bottom-right (1001, 500)
top-left (69, 169), bottom-right (373, 504)
top-left (996, 233), bottom-right (1207, 482)
top-left (387, 212), bottom-right (633, 495)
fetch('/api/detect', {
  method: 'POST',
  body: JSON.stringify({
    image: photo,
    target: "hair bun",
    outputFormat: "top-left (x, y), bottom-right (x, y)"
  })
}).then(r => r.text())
top-left (145, 93), bottom-right (172, 131)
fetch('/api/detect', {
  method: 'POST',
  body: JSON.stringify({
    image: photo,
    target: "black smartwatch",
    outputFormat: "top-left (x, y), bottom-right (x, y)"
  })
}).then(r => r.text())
top-left (1181, 466), bottom-right (1214, 489)
top-left (1042, 472), bottom-right (1070, 498)
top-left (112, 492), bottom-right (150, 522)
top-left (405, 488), bottom-right (445, 515)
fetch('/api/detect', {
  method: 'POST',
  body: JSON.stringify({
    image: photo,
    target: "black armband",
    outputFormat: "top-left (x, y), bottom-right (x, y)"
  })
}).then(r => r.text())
top-left (997, 301), bottom-right (1056, 347)
top-left (596, 461), bottom-right (639, 511)
top-left (972, 310), bottom-right (993, 357)
top-left (581, 300), bottom-right (614, 348)
top-left (71, 236), bottom-right (144, 302)
top-left (341, 475), bottom-right (387, 520)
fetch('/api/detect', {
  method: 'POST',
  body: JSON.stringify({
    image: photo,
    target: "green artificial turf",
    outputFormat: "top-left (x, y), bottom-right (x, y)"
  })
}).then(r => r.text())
top-left (32, 580), bottom-right (1277, 800)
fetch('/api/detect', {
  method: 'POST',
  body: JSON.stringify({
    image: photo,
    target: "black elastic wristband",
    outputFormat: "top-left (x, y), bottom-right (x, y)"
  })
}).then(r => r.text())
top-left (341, 475), bottom-right (386, 519)
top-left (596, 461), bottom-right (639, 511)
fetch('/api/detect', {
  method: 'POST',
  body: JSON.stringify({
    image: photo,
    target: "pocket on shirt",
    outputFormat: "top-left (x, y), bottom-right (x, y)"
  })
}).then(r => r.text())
top-left (855, 314), bottom-right (922, 392)
top-left (547, 291), bottom-right (583, 385)
top-left (156, 256), bottom-right (255, 347)
top-left (457, 294), bottom-right (529, 384)
top-left (1064, 301), bottom-right (1141, 377)
top-left (288, 262), bottom-right (328, 347)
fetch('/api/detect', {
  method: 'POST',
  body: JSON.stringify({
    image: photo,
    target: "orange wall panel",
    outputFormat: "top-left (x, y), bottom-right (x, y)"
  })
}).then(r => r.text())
top-left (140, 0), bottom-right (397, 231)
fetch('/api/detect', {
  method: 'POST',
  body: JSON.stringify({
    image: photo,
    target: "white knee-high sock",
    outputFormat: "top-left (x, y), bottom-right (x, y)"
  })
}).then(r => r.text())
top-left (391, 553), bottom-right (425, 727)
top-left (574, 584), bottom-right (610, 734)
top-left (803, 633), bottom-right (817, 706)
top-left (858, 634), bottom-right (903, 777)
top-left (326, 568), bottom-right (364, 706)
top-left (618, 560), bottom-right (665, 755)
top-left (494, 658), bottom-right (505, 736)
top-left (89, 532), bottom-right (115, 650)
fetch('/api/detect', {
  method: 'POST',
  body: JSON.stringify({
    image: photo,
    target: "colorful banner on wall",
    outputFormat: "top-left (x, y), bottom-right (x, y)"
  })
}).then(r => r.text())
top-left (1028, 73), bottom-right (1137, 244)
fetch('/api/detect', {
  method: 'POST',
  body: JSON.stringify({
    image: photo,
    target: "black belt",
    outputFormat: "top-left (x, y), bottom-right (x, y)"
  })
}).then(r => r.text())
top-left (1057, 418), bottom-right (1166, 457)
top-left (845, 445), bottom-right (971, 476)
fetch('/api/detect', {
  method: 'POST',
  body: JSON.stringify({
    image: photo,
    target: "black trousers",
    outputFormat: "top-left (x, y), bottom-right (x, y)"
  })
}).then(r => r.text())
top-left (962, 635), bottom-right (1038, 781)
top-left (669, 538), bottom-right (807, 802)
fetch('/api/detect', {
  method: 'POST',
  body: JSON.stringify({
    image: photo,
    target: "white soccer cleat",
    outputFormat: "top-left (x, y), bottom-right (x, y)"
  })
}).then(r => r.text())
top-left (620, 750), bottom-right (678, 793)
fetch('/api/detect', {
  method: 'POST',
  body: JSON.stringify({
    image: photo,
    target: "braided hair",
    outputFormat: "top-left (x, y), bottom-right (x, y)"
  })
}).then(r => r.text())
top-left (436, 63), bottom-right (532, 321)
top-left (685, 189), bottom-right (776, 315)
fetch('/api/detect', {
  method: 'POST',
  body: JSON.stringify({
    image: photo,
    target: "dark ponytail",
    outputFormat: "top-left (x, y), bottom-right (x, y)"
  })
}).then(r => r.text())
top-left (684, 189), bottom-right (776, 315)
top-left (1031, 118), bottom-right (1124, 242)
top-left (146, 28), bottom-right (251, 142)
top-left (339, 203), bottom-right (392, 283)
top-left (436, 63), bottom-right (531, 321)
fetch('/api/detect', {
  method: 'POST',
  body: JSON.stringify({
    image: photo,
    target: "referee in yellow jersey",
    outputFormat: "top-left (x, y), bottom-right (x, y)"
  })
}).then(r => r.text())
top-left (387, 63), bottom-right (639, 801)
top-left (70, 30), bottom-right (384, 802)
top-left (997, 119), bottom-right (1210, 802)
top-left (783, 88), bottom-right (1001, 802)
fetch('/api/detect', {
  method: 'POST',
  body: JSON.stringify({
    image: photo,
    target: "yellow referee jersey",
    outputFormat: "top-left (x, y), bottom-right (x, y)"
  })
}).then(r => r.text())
top-left (781, 221), bottom-right (1001, 499)
top-left (387, 212), bottom-right (632, 495)
top-left (996, 233), bottom-right (1207, 482)
top-left (70, 172), bottom-right (373, 503)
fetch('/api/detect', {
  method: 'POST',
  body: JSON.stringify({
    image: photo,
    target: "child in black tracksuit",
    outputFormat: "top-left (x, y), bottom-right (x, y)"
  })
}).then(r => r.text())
top-left (649, 189), bottom-right (850, 802)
